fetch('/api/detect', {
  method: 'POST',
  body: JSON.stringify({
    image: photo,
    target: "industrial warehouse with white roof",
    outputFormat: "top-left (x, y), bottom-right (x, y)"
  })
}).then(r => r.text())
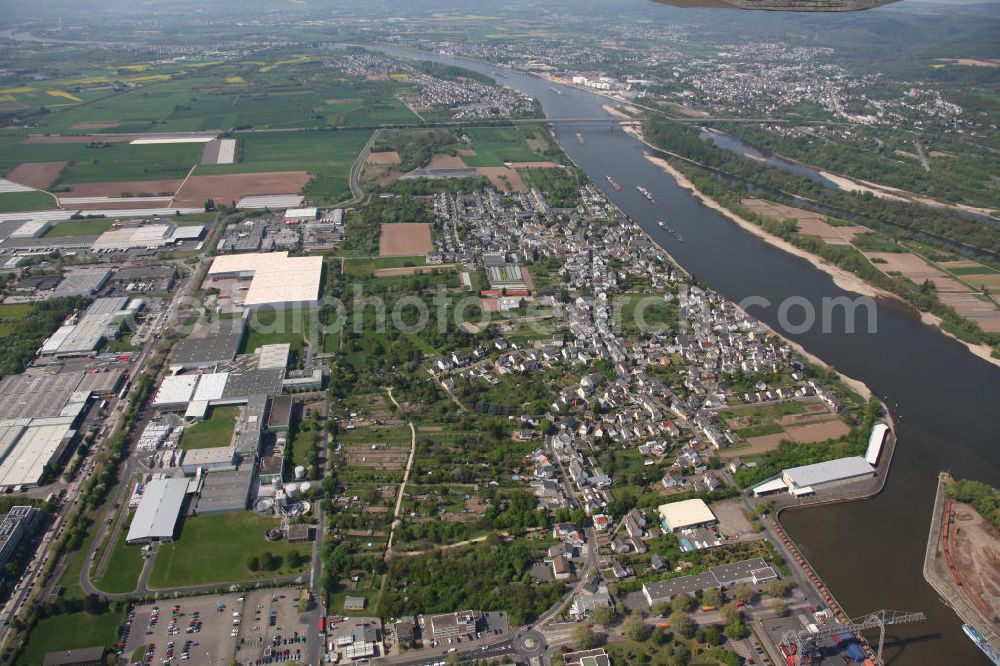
top-left (752, 455), bottom-right (876, 497)
top-left (657, 498), bottom-right (718, 532)
top-left (126, 477), bottom-right (191, 544)
top-left (206, 251), bottom-right (323, 309)
top-left (0, 367), bottom-right (124, 490)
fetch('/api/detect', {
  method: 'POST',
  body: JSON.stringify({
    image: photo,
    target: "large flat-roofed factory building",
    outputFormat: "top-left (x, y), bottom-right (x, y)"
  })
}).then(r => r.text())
top-left (51, 267), bottom-right (111, 298)
top-left (39, 297), bottom-right (133, 357)
top-left (168, 318), bottom-right (246, 371)
top-left (658, 498), bottom-right (718, 533)
top-left (0, 367), bottom-right (124, 490)
top-left (206, 251), bottom-right (323, 310)
top-left (752, 456), bottom-right (876, 497)
top-left (126, 476), bottom-right (191, 544)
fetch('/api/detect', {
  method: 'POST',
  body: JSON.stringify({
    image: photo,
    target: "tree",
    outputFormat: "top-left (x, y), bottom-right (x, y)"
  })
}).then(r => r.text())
top-left (83, 593), bottom-right (106, 615)
top-left (724, 620), bottom-right (746, 640)
top-left (288, 550), bottom-right (309, 569)
top-left (669, 610), bottom-right (693, 638)
top-left (732, 583), bottom-right (755, 605)
top-left (650, 600), bottom-right (669, 618)
top-left (261, 551), bottom-right (281, 571)
top-left (622, 612), bottom-right (648, 641)
top-left (720, 602), bottom-right (742, 625)
top-left (769, 598), bottom-right (786, 617)
top-left (591, 605), bottom-right (613, 627)
top-left (701, 587), bottom-right (722, 607)
top-left (324, 543), bottom-right (351, 582)
top-left (719, 650), bottom-right (741, 666)
top-left (247, 555), bottom-right (261, 571)
top-left (671, 593), bottom-right (694, 613)
top-left (672, 642), bottom-right (691, 664)
top-left (764, 580), bottom-right (791, 598)
top-left (572, 624), bottom-right (596, 650)
top-left (700, 625), bottom-right (721, 646)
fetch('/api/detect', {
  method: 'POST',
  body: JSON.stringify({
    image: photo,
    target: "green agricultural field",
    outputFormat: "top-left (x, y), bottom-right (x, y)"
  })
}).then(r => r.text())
top-left (0, 136), bottom-right (202, 186)
top-left (948, 265), bottom-right (998, 276)
top-left (179, 406), bottom-right (239, 450)
top-left (462, 127), bottom-right (544, 167)
top-left (16, 610), bottom-right (121, 666)
top-left (43, 219), bottom-right (115, 237)
top-left (8, 57), bottom-right (426, 135)
top-left (58, 142), bottom-right (203, 184)
top-left (149, 512), bottom-right (311, 588)
top-left (0, 190), bottom-right (59, 213)
top-left (197, 129), bottom-right (370, 203)
top-left (32, 79), bottom-right (197, 134)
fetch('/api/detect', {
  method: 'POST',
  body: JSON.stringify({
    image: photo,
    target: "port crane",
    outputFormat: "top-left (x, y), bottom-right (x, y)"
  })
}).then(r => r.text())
top-left (780, 609), bottom-right (926, 666)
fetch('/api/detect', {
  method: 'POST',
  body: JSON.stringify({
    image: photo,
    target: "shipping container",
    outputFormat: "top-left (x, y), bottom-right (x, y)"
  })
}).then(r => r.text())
top-left (846, 643), bottom-right (866, 662)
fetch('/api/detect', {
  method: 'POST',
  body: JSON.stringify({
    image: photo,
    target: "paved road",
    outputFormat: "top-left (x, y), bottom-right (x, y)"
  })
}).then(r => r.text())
top-left (531, 435), bottom-right (599, 631)
top-left (340, 128), bottom-right (379, 207)
top-left (78, 263), bottom-right (210, 599)
top-left (303, 428), bottom-right (329, 666)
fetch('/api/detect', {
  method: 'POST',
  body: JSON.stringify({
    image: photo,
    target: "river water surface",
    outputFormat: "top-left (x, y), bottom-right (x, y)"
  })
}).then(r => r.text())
top-left (370, 44), bottom-right (997, 665)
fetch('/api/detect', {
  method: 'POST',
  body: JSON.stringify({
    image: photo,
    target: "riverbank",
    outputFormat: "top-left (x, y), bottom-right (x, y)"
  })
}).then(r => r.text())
top-left (619, 123), bottom-right (884, 302)
top-left (626, 160), bottom-right (876, 403)
top-left (923, 472), bottom-right (1000, 656)
top-left (642, 151), bottom-right (886, 304)
top-left (628, 124), bottom-right (1000, 370)
top-left (815, 169), bottom-right (999, 222)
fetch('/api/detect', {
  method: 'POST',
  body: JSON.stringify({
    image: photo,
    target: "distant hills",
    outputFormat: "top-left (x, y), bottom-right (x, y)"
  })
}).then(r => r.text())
top-left (652, 0), bottom-right (899, 10)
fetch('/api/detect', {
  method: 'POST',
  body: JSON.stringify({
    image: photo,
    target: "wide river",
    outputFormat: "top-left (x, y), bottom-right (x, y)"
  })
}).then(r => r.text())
top-left (368, 45), bottom-right (1000, 664)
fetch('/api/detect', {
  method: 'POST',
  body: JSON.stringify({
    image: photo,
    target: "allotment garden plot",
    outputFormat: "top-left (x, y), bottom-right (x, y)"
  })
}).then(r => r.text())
top-left (341, 426), bottom-right (412, 474)
top-left (717, 397), bottom-right (852, 457)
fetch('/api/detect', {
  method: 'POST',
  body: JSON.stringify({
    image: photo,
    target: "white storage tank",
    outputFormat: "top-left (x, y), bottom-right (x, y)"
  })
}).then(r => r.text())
top-left (285, 483), bottom-right (298, 498)
top-left (299, 481), bottom-right (312, 495)
top-left (294, 465), bottom-right (306, 480)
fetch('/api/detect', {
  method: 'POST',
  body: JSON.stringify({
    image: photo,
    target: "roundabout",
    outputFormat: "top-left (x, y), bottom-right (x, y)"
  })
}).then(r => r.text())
top-left (512, 629), bottom-right (547, 659)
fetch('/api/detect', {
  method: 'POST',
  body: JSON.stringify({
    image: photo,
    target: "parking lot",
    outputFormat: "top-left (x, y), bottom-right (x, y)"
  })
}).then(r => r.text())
top-left (234, 588), bottom-right (312, 665)
top-left (123, 587), bottom-right (309, 665)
